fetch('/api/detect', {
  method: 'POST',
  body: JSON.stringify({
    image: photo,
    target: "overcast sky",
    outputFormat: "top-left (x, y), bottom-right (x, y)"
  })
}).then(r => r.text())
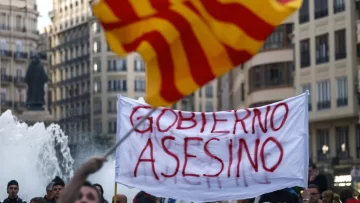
top-left (37, 0), bottom-right (52, 32)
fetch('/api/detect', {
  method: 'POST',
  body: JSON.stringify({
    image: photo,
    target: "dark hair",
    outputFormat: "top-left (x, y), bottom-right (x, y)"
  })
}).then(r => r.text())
top-left (259, 189), bottom-right (296, 203)
top-left (133, 191), bottom-right (157, 203)
top-left (308, 184), bottom-right (320, 193)
top-left (93, 183), bottom-right (104, 195)
top-left (83, 181), bottom-right (101, 203)
top-left (310, 163), bottom-right (317, 169)
top-left (340, 189), bottom-right (354, 203)
top-left (30, 197), bottom-right (47, 203)
top-left (52, 176), bottom-right (65, 187)
top-left (7, 180), bottom-right (19, 188)
top-left (46, 182), bottom-right (54, 193)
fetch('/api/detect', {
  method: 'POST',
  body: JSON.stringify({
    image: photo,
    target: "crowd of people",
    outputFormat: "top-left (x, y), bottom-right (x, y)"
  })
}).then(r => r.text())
top-left (1, 159), bottom-right (359, 203)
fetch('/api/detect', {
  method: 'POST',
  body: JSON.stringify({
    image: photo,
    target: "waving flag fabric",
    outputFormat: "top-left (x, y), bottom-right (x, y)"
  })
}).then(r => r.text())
top-left (92, 0), bottom-right (302, 107)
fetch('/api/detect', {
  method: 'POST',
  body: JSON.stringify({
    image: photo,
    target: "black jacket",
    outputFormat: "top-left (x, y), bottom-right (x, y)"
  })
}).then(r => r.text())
top-left (43, 195), bottom-right (55, 203)
top-left (309, 174), bottom-right (328, 193)
top-left (2, 197), bottom-right (27, 203)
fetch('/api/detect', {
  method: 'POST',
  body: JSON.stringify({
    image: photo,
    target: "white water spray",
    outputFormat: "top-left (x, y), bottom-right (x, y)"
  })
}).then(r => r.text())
top-left (0, 110), bottom-right (74, 201)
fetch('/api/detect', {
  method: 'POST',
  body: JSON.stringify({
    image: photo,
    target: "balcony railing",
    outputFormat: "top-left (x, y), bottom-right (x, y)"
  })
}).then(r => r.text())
top-left (317, 101), bottom-right (331, 110)
top-left (38, 53), bottom-right (47, 60)
top-left (108, 108), bottom-right (117, 113)
top-left (94, 109), bottom-right (102, 115)
top-left (337, 149), bottom-right (350, 160)
top-left (299, 13), bottom-right (309, 24)
top-left (337, 97), bottom-right (348, 107)
top-left (14, 76), bottom-right (26, 85)
top-left (0, 50), bottom-right (12, 57)
top-left (0, 24), bottom-right (10, 31)
top-left (1, 100), bottom-right (12, 108)
top-left (315, 9), bottom-right (328, 19)
top-left (1, 74), bottom-right (12, 83)
top-left (14, 52), bottom-right (28, 60)
top-left (317, 150), bottom-right (329, 162)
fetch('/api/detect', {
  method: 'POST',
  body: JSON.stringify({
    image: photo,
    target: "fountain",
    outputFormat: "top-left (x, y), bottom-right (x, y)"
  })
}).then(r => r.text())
top-left (0, 109), bottom-right (139, 202)
top-left (0, 110), bottom-right (73, 200)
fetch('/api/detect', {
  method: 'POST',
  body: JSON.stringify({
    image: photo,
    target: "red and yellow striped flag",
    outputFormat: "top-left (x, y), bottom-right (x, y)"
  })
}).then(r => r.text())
top-left (91, 0), bottom-right (302, 107)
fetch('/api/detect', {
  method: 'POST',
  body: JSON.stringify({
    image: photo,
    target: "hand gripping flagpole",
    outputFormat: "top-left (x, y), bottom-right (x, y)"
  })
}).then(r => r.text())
top-left (103, 108), bottom-right (157, 158)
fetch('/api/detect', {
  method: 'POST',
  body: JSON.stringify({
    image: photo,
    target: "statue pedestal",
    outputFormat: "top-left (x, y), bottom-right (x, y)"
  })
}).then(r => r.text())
top-left (20, 110), bottom-right (56, 125)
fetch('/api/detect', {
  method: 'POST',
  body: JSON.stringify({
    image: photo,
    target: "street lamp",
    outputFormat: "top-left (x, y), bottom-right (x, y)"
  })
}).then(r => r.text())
top-left (322, 144), bottom-right (329, 154)
top-left (341, 143), bottom-right (346, 152)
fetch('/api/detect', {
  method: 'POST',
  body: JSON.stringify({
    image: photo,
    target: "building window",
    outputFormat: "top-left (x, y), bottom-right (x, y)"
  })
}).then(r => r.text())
top-left (108, 120), bottom-right (117, 134)
top-left (108, 100), bottom-right (117, 113)
top-left (315, 34), bottom-right (329, 64)
top-left (134, 58), bottom-right (145, 72)
top-left (261, 23), bottom-right (293, 51)
top-left (94, 120), bottom-right (102, 133)
top-left (317, 129), bottom-right (329, 162)
top-left (299, 0), bottom-right (309, 23)
top-left (300, 39), bottom-right (310, 68)
top-left (108, 59), bottom-right (126, 72)
top-left (93, 41), bottom-right (100, 53)
top-left (108, 80), bottom-right (127, 92)
top-left (92, 22), bottom-right (100, 33)
top-left (94, 81), bottom-right (101, 93)
top-left (0, 13), bottom-right (7, 29)
top-left (16, 41), bottom-right (22, 53)
top-left (205, 101), bottom-right (213, 112)
top-left (334, 0), bottom-right (345, 13)
top-left (336, 127), bottom-right (349, 160)
top-left (134, 79), bottom-right (146, 92)
top-left (15, 15), bottom-right (22, 31)
top-left (335, 29), bottom-right (346, 60)
top-left (249, 62), bottom-right (293, 92)
top-left (302, 84), bottom-right (311, 111)
top-left (317, 80), bottom-right (331, 110)
top-left (1, 92), bottom-right (6, 102)
top-left (336, 77), bottom-right (348, 107)
top-left (93, 61), bottom-right (101, 73)
top-left (205, 84), bottom-right (213, 98)
top-left (0, 39), bottom-right (6, 51)
top-left (314, 0), bottom-right (328, 19)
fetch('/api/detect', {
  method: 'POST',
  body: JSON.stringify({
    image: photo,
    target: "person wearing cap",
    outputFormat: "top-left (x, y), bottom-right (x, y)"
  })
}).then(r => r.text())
top-left (2, 180), bottom-right (26, 203)
top-left (51, 177), bottom-right (65, 203)
top-left (132, 191), bottom-right (159, 203)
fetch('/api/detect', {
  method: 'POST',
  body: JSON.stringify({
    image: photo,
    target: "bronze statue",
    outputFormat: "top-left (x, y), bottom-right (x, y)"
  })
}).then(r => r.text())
top-left (25, 54), bottom-right (49, 110)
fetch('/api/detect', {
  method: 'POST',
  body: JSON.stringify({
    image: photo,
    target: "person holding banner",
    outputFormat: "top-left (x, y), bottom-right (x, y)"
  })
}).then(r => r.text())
top-left (58, 157), bottom-right (106, 203)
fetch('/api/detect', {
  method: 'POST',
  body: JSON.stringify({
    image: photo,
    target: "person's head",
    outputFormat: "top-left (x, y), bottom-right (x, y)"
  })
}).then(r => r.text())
top-left (76, 181), bottom-right (101, 203)
top-left (93, 184), bottom-right (104, 196)
top-left (333, 193), bottom-right (341, 203)
top-left (30, 197), bottom-right (47, 203)
top-left (46, 182), bottom-right (54, 198)
top-left (340, 189), bottom-right (354, 203)
top-left (112, 194), bottom-right (127, 203)
top-left (259, 189), bottom-right (296, 203)
top-left (7, 180), bottom-right (19, 199)
top-left (52, 176), bottom-right (65, 199)
top-left (133, 191), bottom-right (159, 203)
top-left (308, 184), bottom-right (321, 203)
top-left (309, 163), bottom-right (319, 177)
top-left (322, 190), bottom-right (334, 203)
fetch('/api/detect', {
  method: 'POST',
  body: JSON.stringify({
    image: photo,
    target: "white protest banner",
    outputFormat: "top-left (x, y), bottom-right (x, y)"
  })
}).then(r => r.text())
top-left (115, 93), bottom-right (309, 202)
